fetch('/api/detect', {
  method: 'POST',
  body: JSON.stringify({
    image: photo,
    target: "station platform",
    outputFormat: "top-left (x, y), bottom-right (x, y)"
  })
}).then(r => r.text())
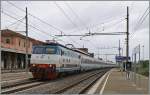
top-left (1, 69), bottom-right (27, 73)
top-left (1, 71), bottom-right (32, 82)
top-left (87, 68), bottom-right (149, 94)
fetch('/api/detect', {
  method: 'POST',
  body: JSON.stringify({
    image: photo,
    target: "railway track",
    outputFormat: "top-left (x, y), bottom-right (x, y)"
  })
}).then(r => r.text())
top-left (1, 78), bottom-right (37, 89)
top-left (52, 69), bottom-right (109, 94)
top-left (3, 68), bottom-right (111, 94)
top-left (1, 79), bottom-right (47, 94)
top-left (2, 72), bottom-right (32, 81)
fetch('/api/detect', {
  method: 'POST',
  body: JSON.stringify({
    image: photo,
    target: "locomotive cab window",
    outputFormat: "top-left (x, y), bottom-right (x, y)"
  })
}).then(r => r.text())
top-left (61, 50), bottom-right (64, 56)
top-left (33, 47), bottom-right (44, 54)
top-left (45, 47), bottom-right (56, 54)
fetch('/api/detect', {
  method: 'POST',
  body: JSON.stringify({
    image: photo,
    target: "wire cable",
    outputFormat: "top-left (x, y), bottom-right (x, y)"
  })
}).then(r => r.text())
top-left (6, 1), bottom-right (63, 34)
top-left (1, 10), bottom-right (68, 44)
top-left (134, 7), bottom-right (149, 31)
top-left (6, 16), bottom-right (25, 28)
top-left (64, 2), bottom-right (86, 27)
top-left (54, 1), bottom-right (79, 29)
top-left (130, 7), bottom-right (149, 39)
top-left (5, 1), bottom-right (82, 47)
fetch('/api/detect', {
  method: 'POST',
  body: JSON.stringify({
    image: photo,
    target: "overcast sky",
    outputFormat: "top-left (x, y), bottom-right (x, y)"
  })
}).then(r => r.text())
top-left (1, 1), bottom-right (149, 62)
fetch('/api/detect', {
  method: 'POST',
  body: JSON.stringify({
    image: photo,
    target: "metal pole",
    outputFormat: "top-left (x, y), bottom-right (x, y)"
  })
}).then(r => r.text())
top-left (25, 7), bottom-right (28, 72)
top-left (98, 48), bottom-right (99, 59)
top-left (139, 44), bottom-right (140, 63)
top-left (118, 40), bottom-right (121, 70)
top-left (142, 45), bottom-right (144, 60)
top-left (126, 6), bottom-right (129, 71)
top-left (149, 2), bottom-right (150, 94)
top-left (0, 0), bottom-right (1, 75)
top-left (121, 48), bottom-right (123, 56)
top-left (134, 53), bottom-right (137, 85)
top-left (119, 40), bottom-right (121, 56)
top-left (132, 52), bottom-right (134, 81)
top-left (105, 54), bottom-right (107, 62)
top-left (138, 44), bottom-right (141, 88)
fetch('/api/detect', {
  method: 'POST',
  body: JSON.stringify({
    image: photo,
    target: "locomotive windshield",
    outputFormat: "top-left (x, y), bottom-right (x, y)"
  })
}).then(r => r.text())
top-left (33, 47), bottom-right (44, 54)
top-left (32, 46), bottom-right (58, 54)
top-left (45, 47), bottom-right (56, 54)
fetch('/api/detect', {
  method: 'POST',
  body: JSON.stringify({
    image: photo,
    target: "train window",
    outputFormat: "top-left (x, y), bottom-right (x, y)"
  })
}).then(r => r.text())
top-left (68, 51), bottom-right (70, 57)
top-left (61, 50), bottom-right (64, 56)
top-left (69, 59), bottom-right (70, 62)
top-left (78, 55), bottom-right (81, 59)
top-left (33, 47), bottom-right (44, 54)
top-left (45, 47), bottom-right (56, 54)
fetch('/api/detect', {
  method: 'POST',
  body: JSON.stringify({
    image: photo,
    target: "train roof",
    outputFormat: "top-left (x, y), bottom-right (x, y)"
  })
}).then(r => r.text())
top-left (36, 42), bottom-right (92, 57)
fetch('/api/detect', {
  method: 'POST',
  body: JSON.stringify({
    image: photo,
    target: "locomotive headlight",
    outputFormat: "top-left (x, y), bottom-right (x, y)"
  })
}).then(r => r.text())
top-left (49, 64), bottom-right (52, 67)
top-left (32, 64), bottom-right (36, 67)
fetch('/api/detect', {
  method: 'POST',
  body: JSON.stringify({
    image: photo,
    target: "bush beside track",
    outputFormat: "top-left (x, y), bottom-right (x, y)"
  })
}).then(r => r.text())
top-left (137, 60), bottom-right (149, 77)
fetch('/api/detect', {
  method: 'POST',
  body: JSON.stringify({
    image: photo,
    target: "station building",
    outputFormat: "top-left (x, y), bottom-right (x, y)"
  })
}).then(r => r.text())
top-left (1, 29), bottom-right (45, 70)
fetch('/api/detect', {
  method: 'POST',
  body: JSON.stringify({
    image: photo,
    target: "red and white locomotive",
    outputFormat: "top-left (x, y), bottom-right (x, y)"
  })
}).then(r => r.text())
top-left (30, 42), bottom-right (115, 79)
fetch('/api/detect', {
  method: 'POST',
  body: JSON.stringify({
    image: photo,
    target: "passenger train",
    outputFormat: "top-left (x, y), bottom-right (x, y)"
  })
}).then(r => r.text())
top-left (30, 42), bottom-right (116, 79)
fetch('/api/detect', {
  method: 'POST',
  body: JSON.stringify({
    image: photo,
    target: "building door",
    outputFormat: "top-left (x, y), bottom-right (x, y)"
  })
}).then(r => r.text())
top-left (17, 54), bottom-right (21, 69)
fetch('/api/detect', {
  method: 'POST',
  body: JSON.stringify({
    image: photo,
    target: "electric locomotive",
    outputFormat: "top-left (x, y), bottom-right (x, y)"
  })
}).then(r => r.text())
top-left (30, 42), bottom-right (115, 79)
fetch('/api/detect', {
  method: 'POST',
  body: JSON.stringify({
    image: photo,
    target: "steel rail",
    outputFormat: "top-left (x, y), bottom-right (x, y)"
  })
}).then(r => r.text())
top-left (52, 69), bottom-right (110, 94)
top-left (1, 80), bottom-right (47, 94)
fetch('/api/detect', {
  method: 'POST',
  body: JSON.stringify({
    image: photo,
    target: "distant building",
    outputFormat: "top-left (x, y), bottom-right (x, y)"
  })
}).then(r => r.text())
top-left (89, 53), bottom-right (94, 57)
top-left (76, 48), bottom-right (94, 57)
top-left (1, 29), bottom-right (45, 70)
top-left (77, 48), bottom-right (88, 53)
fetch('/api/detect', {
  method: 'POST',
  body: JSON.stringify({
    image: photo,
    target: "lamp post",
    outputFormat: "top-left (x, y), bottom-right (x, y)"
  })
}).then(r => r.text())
top-left (142, 45), bottom-right (144, 60)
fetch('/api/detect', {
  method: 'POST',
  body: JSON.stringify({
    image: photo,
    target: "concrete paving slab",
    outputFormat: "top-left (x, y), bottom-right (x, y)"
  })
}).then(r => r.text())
top-left (103, 69), bottom-right (149, 94)
top-left (87, 68), bottom-right (149, 94)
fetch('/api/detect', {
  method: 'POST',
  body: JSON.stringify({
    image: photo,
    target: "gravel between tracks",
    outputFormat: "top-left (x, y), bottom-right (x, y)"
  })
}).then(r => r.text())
top-left (1, 81), bottom-right (45, 94)
top-left (1, 72), bottom-right (32, 81)
top-left (1, 78), bottom-right (36, 89)
top-left (15, 68), bottom-right (110, 94)
top-left (59, 70), bottom-right (107, 94)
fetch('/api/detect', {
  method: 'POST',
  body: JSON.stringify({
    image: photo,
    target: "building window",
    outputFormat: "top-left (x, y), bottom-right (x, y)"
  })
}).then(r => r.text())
top-left (28, 42), bottom-right (30, 48)
top-left (6, 38), bottom-right (10, 44)
top-left (24, 42), bottom-right (25, 47)
top-left (19, 40), bottom-right (21, 46)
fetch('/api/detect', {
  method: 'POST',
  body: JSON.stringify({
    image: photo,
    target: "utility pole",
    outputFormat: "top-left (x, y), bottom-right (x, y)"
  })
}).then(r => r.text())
top-left (134, 53), bottom-right (137, 84)
top-left (139, 44), bottom-right (140, 63)
top-left (142, 45), bottom-right (144, 60)
top-left (118, 39), bottom-right (121, 68)
top-left (105, 54), bottom-right (107, 62)
top-left (119, 40), bottom-right (121, 56)
top-left (25, 7), bottom-right (28, 72)
top-left (98, 48), bottom-right (100, 59)
top-left (126, 6), bottom-right (129, 71)
top-left (121, 48), bottom-right (123, 56)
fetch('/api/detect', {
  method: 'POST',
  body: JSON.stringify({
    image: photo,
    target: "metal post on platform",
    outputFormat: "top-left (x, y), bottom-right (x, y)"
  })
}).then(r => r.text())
top-left (131, 53), bottom-right (134, 81)
top-left (138, 44), bottom-right (141, 88)
top-left (139, 44), bottom-right (141, 63)
top-left (118, 40), bottom-right (121, 71)
top-left (134, 53), bottom-right (137, 85)
top-left (142, 45), bottom-right (144, 60)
